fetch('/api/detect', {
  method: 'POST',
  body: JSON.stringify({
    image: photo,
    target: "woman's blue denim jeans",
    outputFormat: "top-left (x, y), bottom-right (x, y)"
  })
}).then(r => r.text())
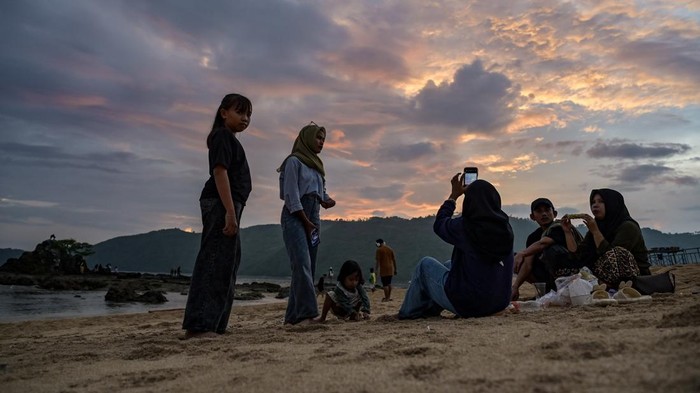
top-left (182, 198), bottom-right (243, 333)
top-left (282, 195), bottom-right (320, 324)
top-left (398, 257), bottom-right (457, 319)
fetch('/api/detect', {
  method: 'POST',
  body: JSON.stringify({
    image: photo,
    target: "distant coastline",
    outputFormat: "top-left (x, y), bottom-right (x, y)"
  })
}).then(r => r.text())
top-left (3, 222), bottom-right (698, 286)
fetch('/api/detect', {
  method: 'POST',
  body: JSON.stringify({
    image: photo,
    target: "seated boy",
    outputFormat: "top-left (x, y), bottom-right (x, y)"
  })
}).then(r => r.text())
top-left (512, 198), bottom-right (579, 300)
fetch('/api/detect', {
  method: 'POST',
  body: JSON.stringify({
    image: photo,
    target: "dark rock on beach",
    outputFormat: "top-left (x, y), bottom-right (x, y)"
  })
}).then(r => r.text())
top-left (234, 291), bottom-right (265, 301)
top-left (38, 276), bottom-right (109, 290)
top-left (276, 286), bottom-right (290, 299)
top-left (237, 282), bottom-right (282, 292)
top-left (105, 286), bottom-right (168, 304)
top-left (105, 286), bottom-right (138, 302)
top-left (135, 290), bottom-right (168, 304)
top-left (0, 274), bottom-right (36, 286)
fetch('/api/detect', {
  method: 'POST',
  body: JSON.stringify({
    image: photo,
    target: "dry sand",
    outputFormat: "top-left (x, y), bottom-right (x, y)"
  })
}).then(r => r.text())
top-left (1, 265), bottom-right (699, 393)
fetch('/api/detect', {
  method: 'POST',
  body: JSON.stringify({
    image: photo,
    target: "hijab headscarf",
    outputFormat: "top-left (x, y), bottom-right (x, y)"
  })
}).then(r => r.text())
top-left (277, 123), bottom-right (326, 177)
top-left (590, 188), bottom-right (639, 240)
top-left (581, 188), bottom-right (640, 265)
top-left (461, 180), bottom-right (514, 263)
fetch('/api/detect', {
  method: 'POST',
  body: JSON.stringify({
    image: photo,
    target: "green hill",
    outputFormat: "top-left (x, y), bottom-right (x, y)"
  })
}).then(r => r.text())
top-left (5, 217), bottom-right (698, 281)
top-left (82, 216), bottom-right (700, 281)
top-left (84, 216), bottom-right (542, 281)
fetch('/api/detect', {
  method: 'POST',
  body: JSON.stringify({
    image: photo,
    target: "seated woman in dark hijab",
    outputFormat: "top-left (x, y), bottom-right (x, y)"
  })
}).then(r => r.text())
top-left (562, 188), bottom-right (651, 289)
top-left (398, 176), bottom-right (514, 319)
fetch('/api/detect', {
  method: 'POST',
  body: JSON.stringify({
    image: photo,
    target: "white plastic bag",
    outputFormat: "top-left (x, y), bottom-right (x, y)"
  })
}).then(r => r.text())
top-left (547, 273), bottom-right (593, 306)
top-left (568, 278), bottom-right (593, 306)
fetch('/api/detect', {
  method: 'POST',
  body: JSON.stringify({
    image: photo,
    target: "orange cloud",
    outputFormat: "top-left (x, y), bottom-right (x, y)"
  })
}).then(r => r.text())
top-left (324, 129), bottom-right (353, 154)
top-left (506, 108), bottom-right (564, 133)
top-left (486, 154), bottom-right (548, 173)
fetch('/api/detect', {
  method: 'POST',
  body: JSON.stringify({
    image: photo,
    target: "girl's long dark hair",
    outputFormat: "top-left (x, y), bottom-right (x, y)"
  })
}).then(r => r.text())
top-left (337, 260), bottom-right (364, 285)
top-left (206, 93), bottom-right (252, 148)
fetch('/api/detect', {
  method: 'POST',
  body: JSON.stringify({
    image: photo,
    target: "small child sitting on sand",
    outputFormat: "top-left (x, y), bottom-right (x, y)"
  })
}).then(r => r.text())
top-left (316, 260), bottom-right (370, 322)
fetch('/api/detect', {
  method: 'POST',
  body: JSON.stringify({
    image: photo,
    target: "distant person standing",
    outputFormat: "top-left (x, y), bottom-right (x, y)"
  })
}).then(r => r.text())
top-left (278, 122), bottom-right (336, 325)
top-left (375, 239), bottom-right (397, 302)
top-left (182, 93), bottom-right (253, 339)
top-left (368, 267), bottom-right (377, 292)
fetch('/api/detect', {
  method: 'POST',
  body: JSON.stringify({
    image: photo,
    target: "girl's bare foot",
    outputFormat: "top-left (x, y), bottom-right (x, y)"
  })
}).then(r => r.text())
top-left (284, 317), bottom-right (320, 326)
top-left (182, 330), bottom-right (218, 340)
top-left (296, 318), bottom-right (319, 325)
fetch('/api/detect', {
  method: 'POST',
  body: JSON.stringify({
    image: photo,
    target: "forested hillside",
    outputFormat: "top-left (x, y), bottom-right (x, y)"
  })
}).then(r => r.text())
top-left (78, 216), bottom-right (700, 282)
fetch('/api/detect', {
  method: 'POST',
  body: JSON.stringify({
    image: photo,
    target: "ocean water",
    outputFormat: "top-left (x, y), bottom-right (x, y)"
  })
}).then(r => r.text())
top-left (0, 275), bottom-right (291, 323)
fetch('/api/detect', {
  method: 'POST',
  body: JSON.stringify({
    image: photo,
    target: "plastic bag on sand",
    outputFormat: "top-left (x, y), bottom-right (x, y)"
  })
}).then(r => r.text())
top-left (568, 278), bottom-right (593, 305)
top-left (539, 273), bottom-right (594, 307)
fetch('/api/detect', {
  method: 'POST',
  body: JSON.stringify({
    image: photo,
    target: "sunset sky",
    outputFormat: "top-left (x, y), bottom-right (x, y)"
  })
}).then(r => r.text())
top-left (1, 0), bottom-right (699, 250)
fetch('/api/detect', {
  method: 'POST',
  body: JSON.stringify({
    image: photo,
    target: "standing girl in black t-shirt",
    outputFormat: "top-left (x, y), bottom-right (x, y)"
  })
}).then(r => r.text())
top-left (182, 93), bottom-right (253, 339)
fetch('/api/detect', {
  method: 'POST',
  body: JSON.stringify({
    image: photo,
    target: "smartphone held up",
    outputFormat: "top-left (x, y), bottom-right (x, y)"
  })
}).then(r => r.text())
top-left (462, 167), bottom-right (478, 186)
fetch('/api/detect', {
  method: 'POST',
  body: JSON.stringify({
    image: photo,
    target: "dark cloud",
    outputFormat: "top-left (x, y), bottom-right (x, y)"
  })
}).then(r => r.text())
top-left (617, 38), bottom-right (700, 84)
top-left (129, 0), bottom-right (349, 87)
top-left (587, 141), bottom-right (691, 159)
top-left (667, 176), bottom-right (699, 186)
top-left (610, 164), bottom-right (698, 186)
top-left (357, 185), bottom-right (405, 200)
top-left (616, 164), bottom-right (673, 182)
top-left (541, 140), bottom-right (588, 156)
top-left (376, 142), bottom-right (437, 162)
top-left (410, 60), bottom-right (521, 132)
top-left (332, 46), bottom-right (410, 82)
top-left (0, 142), bottom-right (167, 173)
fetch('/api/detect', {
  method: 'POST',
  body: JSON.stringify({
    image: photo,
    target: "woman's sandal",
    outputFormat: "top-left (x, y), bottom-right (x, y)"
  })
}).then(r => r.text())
top-left (612, 281), bottom-right (652, 303)
top-left (590, 283), bottom-right (617, 306)
top-left (591, 283), bottom-right (610, 299)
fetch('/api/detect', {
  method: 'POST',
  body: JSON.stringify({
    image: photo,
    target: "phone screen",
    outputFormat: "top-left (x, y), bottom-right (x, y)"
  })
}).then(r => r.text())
top-left (463, 167), bottom-right (478, 186)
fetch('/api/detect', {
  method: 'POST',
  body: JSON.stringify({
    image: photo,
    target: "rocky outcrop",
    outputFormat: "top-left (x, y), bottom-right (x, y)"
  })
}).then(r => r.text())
top-left (234, 291), bottom-right (265, 301)
top-left (135, 290), bottom-right (168, 304)
top-left (105, 285), bottom-right (168, 304)
top-left (275, 286), bottom-right (290, 299)
top-left (104, 286), bottom-right (138, 302)
top-left (0, 239), bottom-right (92, 275)
top-left (38, 276), bottom-right (108, 290)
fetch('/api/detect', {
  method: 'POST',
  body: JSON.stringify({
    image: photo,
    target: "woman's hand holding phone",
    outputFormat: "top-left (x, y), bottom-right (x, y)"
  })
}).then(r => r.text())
top-left (449, 173), bottom-right (466, 200)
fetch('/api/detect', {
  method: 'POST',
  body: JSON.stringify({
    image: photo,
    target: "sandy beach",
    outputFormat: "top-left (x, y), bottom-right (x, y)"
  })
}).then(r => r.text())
top-left (1, 264), bottom-right (699, 393)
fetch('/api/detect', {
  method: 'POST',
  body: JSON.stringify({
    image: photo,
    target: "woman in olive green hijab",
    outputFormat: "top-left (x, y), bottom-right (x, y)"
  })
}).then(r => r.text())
top-left (279, 122), bottom-right (336, 325)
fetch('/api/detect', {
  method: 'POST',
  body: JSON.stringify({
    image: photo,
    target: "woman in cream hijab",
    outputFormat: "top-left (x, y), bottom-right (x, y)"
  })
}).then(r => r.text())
top-left (278, 122), bottom-right (336, 325)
